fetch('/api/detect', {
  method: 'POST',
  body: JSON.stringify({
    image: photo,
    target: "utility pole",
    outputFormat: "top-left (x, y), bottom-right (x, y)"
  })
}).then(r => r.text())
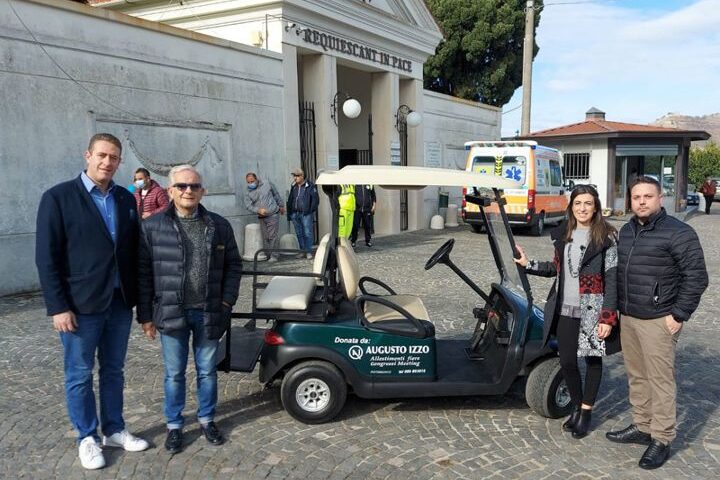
top-left (520, 0), bottom-right (535, 136)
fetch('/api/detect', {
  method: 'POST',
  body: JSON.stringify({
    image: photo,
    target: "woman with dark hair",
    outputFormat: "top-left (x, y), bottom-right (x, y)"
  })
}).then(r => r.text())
top-left (514, 185), bottom-right (620, 438)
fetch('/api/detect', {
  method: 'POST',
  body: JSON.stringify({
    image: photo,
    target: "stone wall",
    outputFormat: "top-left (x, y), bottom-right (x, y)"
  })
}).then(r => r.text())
top-left (421, 90), bottom-right (502, 227)
top-left (0, 0), bottom-right (285, 295)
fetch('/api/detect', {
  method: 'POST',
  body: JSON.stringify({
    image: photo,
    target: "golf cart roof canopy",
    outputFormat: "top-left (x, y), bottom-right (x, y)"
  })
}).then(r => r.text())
top-left (316, 166), bottom-right (522, 190)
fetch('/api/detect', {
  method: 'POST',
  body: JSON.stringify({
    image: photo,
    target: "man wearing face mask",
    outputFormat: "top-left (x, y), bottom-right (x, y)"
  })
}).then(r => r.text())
top-left (243, 172), bottom-right (285, 262)
top-left (133, 168), bottom-right (169, 219)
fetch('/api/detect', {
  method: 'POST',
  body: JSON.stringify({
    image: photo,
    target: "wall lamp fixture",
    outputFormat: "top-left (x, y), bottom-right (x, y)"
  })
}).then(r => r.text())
top-left (331, 92), bottom-right (362, 126)
top-left (395, 104), bottom-right (422, 131)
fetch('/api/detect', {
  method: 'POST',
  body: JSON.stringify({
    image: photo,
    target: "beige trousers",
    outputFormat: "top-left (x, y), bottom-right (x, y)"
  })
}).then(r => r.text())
top-left (620, 314), bottom-right (681, 444)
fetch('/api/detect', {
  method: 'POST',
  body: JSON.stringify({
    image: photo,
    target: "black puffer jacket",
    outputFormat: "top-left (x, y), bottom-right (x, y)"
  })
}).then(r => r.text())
top-left (137, 204), bottom-right (242, 339)
top-left (617, 208), bottom-right (707, 322)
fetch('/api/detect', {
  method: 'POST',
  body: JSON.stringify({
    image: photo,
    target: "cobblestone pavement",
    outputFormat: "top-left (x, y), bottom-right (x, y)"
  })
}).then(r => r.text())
top-left (2, 213), bottom-right (719, 479)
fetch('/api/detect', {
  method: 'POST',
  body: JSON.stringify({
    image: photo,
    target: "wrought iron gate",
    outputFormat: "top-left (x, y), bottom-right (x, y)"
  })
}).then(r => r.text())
top-left (299, 101), bottom-right (317, 181)
top-left (398, 119), bottom-right (409, 231)
top-left (299, 101), bottom-right (318, 240)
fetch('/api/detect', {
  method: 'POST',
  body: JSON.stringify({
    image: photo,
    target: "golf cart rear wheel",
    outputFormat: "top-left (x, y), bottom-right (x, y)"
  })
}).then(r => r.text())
top-left (281, 361), bottom-right (347, 424)
top-left (525, 357), bottom-right (573, 418)
top-left (470, 223), bottom-right (484, 234)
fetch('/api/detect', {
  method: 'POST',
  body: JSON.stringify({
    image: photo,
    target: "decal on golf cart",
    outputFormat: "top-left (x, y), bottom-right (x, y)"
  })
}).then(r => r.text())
top-left (343, 343), bottom-right (432, 375)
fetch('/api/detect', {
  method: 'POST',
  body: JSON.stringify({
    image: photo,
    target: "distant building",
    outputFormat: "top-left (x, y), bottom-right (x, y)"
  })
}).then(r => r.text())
top-left (519, 108), bottom-right (709, 213)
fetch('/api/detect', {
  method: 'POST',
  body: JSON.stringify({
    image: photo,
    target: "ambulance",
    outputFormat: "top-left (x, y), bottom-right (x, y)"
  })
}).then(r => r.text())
top-left (461, 141), bottom-right (568, 235)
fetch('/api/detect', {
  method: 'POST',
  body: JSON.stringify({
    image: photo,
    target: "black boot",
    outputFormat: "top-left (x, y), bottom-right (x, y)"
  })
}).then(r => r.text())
top-left (572, 409), bottom-right (592, 439)
top-left (562, 406), bottom-right (581, 432)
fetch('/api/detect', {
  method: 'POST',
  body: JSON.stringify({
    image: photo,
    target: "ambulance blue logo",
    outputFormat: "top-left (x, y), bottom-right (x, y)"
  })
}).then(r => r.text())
top-left (505, 166), bottom-right (522, 181)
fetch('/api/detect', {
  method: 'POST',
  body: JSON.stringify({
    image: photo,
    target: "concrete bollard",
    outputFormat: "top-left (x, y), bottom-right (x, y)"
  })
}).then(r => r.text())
top-left (279, 233), bottom-right (299, 255)
top-left (430, 215), bottom-right (445, 230)
top-left (445, 203), bottom-right (459, 227)
top-left (242, 223), bottom-right (267, 261)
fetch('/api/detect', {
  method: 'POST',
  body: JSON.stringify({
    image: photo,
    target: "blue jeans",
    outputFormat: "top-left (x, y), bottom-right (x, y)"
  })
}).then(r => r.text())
top-left (59, 291), bottom-right (132, 442)
top-left (292, 212), bottom-right (315, 252)
top-left (160, 309), bottom-right (219, 429)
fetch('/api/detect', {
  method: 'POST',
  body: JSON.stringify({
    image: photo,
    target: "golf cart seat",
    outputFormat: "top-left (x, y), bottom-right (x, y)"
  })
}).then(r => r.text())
top-left (336, 241), bottom-right (435, 338)
top-left (254, 235), bottom-right (331, 317)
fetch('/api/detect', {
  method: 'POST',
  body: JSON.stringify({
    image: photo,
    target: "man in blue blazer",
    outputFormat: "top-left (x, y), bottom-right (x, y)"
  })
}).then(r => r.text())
top-left (35, 133), bottom-right (149, 469)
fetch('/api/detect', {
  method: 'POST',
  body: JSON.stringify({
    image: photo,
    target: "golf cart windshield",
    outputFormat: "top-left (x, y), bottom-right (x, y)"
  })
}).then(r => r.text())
top-left (316, 165), bottom-right (522, 190)
top-left (317, 166), bottom-right (529, 299)
top-left (480, 190), bottom-right (532, 301)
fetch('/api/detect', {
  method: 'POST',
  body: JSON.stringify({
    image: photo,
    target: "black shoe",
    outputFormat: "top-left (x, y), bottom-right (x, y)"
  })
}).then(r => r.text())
top-left (351, 241), bottom-right (356, 248)
top-left (562, 407), bottom-right (581, 432)
top-left (572, 409), bottom-right (592, 439)
top-left (201, 421), bottom-right (224, 446)
top-left (165, 429), bottom-right (183, 454)
top-left (639, 440), bottom-right (670, 470)
top-left (606, 424), bottom-right (652, 445)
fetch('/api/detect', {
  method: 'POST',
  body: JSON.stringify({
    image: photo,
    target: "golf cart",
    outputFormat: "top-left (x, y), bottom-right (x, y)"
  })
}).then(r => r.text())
top-left (219, 165), bottom-right (571, 424)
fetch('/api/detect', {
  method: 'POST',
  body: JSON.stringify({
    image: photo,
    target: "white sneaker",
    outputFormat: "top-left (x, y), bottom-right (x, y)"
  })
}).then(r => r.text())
top-left (268, 257), bottom-right (278, 263)
top-left (306, 253), bottom-right (313, 259)
top-left (79, 436), bottom-right (105, 470)
top-left (103, 429), bottom-right (150, 452)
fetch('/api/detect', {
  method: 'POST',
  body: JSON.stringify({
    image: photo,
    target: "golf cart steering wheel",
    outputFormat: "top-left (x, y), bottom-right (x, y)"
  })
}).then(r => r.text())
top-left (425, 238), bottom-right (455, 271)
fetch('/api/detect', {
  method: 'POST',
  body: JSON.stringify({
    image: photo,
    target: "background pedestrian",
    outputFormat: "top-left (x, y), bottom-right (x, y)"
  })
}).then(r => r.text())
top-left (243, 172), bottom-right (285, 262)
top-left (287, 167), bottom-right (319, 259)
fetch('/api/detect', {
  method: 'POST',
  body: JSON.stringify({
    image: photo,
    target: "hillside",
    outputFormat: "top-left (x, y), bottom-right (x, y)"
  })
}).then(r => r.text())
top-left (652, 113), bottom-right (720, 146)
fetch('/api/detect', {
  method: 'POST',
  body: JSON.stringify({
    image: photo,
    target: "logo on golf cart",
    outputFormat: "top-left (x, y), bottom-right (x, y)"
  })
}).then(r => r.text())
top-left (348, 345), bottom-right (363, 360)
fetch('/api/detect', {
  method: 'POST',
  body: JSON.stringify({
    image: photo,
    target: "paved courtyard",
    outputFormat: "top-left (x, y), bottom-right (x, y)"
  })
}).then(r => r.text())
top-left (1, 213), bottom-right (719, 479)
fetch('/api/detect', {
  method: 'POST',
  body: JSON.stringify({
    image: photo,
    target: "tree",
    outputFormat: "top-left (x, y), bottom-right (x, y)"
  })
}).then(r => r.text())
top-left (689, 141), bottom-right (720, 187)
top-left (424, 0), bottom-right (542, 107)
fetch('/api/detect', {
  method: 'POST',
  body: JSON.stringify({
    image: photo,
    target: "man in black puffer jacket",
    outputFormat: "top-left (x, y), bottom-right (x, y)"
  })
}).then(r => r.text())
top-left (607, 176), bottom-right (708, 470)
top-left (137, 165), bottom-right (241, 455)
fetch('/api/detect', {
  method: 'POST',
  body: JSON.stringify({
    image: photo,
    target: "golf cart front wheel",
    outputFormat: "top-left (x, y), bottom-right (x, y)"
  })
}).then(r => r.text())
top-left (281, 361), bottom-right (347, 424)
top-left (525, 357), bottom-right (573, 418)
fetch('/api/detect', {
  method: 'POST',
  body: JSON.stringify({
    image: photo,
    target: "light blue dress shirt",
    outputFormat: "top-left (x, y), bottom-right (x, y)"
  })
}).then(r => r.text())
top-left (81, 171), bottom-right (119, 287)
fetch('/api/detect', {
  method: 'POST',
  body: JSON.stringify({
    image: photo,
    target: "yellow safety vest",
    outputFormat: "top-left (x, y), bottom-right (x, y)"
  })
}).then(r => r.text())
top-left (338, 184), bottom-right (356, 211)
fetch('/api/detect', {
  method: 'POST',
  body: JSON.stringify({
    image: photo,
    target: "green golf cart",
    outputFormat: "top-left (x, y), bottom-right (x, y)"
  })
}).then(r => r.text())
top-left (218, 165), bottom-right (570, 424)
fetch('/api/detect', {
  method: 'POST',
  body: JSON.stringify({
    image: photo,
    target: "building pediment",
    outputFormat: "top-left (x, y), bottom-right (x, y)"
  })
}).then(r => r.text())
top-left (286, 1), bottom-right (442, 58)
top-left (93, 0), bottom-right (443, 59)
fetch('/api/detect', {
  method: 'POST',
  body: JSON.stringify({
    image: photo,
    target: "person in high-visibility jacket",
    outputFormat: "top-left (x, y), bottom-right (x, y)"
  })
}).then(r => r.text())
top-left (338, 184), bottom-right (356, 238)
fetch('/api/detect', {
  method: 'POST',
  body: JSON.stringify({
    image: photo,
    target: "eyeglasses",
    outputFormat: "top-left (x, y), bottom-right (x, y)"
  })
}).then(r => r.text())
top-left (292, 174), bottom-right (303, 177)
top-left (172, 183), bottom-right (203, 192)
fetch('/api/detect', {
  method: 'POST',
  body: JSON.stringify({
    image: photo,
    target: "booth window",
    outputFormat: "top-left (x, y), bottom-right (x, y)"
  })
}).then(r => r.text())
top-left (563, 153), bottom-right (590, 180)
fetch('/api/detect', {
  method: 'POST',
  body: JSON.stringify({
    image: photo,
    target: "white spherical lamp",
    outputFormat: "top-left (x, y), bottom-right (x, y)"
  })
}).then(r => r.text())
top-left (342, 98), bottom-right (362, 119)
top-left (406, 111), bottom-right (422, 127)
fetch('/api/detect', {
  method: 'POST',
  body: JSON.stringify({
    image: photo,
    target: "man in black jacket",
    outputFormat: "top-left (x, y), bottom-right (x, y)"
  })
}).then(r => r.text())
top-left (137, 165), bottom-right (242, 454)
top-left (607, 176), bottom-right (708, 469)
top-left (287, 167), bottom-right (319, 259)
top-left (350, 184), bottom-right (376, 247)
top-left (35, 133), bottom-right (149, 470)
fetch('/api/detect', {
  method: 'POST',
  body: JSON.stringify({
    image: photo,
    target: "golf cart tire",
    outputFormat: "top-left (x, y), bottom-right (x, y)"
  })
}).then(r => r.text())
top-left (525, 357), bottom-right (573, 419)
top-left (281, 360), bottom-right (347, 424)
top-left (470, 223), bottom-right (484, 234)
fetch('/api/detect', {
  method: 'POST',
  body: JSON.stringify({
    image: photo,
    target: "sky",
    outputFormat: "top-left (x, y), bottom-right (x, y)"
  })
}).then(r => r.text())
top-left (501, 0), bottom-right (720, 137)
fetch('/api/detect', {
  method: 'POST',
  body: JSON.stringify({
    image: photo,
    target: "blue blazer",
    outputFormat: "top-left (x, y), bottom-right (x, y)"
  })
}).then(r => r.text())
top-left (35, 175), bottom-right (140, 316)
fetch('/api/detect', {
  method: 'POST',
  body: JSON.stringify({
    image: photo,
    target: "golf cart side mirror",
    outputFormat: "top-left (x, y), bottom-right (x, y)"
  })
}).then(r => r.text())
top-left (564, 179), bottom-right (575, 191)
